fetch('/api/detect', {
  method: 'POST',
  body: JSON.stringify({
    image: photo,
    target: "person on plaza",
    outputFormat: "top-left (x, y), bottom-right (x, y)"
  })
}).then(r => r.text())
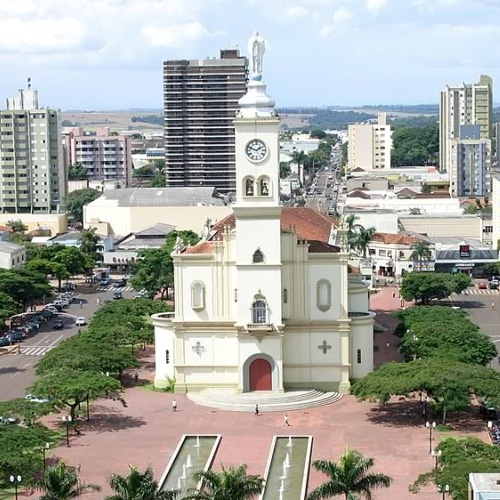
top-left (284, 414), bottom-right (290, 426)
top-left (97, 298), bottom-right (100, 305)
top-left (134, 371), bottom-right (139, 383)
top-left (255, 404), bottom-right (259, 416)
top-left (386, 342), bottom-right (390, 348)
top-left (492, 302), bottom-right (495, 310)
top-left (80, 300), bottom-right (83, 308)
top-left (172, 399), bottom-right (178, 412)
top-left (392, 291), bottom-right (396, 298)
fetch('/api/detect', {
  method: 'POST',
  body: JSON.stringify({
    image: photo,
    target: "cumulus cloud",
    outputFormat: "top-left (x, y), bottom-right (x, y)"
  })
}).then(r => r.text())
top-left (142, 22), bottom-right (211, 48)
top-left (366, 0), bottom-right (388, 13)
top-left (320, 6), bottom-right (354, 37)
top-left (286, 5), bottom-right (309, 18)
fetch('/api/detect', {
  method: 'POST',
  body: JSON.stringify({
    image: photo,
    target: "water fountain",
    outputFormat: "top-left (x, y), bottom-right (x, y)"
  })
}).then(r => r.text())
top-left (284, 452), bottom-right (290, 468)
top-left (287, 436), bottom-right (293, 448)
top-left (158, 435), bottom-right (221, 493)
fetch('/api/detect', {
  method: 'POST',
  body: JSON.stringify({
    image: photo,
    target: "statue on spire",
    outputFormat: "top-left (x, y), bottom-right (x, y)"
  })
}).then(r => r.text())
top-left (248, 30), bottom-right (266, 80)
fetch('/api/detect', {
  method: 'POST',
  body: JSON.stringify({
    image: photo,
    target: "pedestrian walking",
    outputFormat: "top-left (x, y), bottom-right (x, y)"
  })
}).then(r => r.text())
top-left (134, 371), bottom-right (139, 383)
top-left (492, 302), bottom-right (495, 310)
top-left (80, 300), bottom-right (83, 308)
top-left (172, 399), bottom-right (177, 412)
top-left (284, 414), bottom-right (290, 426)
top-left (96, 298), bottom-right (100, 305)
top-left (386, 342), bottom-right (390, 348)
top-left (255, 404), bottom-right (259, 416)
top-left (392, 291), bottom-right (396, 298)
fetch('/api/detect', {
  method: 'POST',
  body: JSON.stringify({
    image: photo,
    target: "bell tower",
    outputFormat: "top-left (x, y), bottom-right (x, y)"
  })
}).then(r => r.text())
top-left (233, 31), bottom-right (283, 330)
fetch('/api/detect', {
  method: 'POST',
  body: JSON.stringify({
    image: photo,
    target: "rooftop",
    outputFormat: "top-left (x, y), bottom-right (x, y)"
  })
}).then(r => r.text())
top-left (371, 232), bottom-right (424, 246)
top-left (87, 187), bottom-right (226, 208)
top-left (0, 241), bottom-right (24, 254)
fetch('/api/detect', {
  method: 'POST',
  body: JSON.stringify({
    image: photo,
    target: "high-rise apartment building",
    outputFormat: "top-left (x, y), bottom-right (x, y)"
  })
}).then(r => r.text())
top-left (439, 75), bottom-right (493, 175)
top-left (348, 112), bottom-right (392, 171)
top-left (163, 49), bottom-right (248, 192)
top-left (0, 87), bottom-right (65, 214)
top-left (63, 127), bottom-right (132, 188)
top-left (449, 125), bottom-right (491, 197)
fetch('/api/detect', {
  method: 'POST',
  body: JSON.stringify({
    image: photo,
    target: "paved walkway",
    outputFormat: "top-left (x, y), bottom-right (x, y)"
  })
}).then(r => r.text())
top-left (30, 346), bottom-right (488, 500)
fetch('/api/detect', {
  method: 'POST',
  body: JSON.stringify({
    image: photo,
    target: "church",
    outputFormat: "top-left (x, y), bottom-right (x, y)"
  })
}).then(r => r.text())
top-left (153, 33), bottom-right (374, 395)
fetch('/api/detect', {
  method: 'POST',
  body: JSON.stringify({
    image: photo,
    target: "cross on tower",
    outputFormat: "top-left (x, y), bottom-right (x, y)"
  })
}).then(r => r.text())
top-left (192, 342), bottom-right (205, 356)
top-left (318, 340), bottom-right (332, 354)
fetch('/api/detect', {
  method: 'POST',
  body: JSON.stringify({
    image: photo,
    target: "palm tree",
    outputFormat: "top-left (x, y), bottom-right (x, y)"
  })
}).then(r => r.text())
top-left (106, 466), bottom-right (177, 500)
top-left (343, 214), bottom-right (359, 251)
top-left (79, 227), bottom-right (102, 266)
top-left (351, 226), bottom-right (376, 258)
top-left (291, 150), bottom-right (308, 185)
top-left (183, 464), bottom-right (264, 500)
top-left (31, 461), bottom-right (100, 500)
top-left (409, 240), bottom-right (432, 271)
top-left (307, 448), bottom-right (392, 500)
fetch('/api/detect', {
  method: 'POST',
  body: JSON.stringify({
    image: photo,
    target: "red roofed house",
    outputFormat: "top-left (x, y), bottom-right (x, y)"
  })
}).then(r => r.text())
top-left (152, 38), bottom-right (373, 397)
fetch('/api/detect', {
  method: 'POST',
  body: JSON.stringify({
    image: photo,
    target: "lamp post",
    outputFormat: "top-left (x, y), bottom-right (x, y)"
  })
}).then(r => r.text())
top-left (426, 421), bottom-right (436, 454)
top-left (431, 449), bottom-right (442, 468)
top-left (86, 394), bottom-right (90, 421)
top-left (42, 442), bottom-right (50, 472)
top-left (438, 484), bottom-right (450, 500)
top-left (62, 415), bottom-right (72, 447)
top-left (10, 475), bottom-right (21, 500)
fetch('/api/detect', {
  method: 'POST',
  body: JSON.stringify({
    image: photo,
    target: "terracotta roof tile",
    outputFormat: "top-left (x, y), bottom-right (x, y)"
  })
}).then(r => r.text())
top-left (184, 241), bottom-right (213, 254)
top-left (371, 232), bottom-right (422, 246)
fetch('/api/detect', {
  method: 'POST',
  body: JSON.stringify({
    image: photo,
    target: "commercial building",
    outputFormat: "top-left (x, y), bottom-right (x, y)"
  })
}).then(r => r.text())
top-left (163, 49), bottom-right (248, 192)
top-left (439, 75), bottom-right (493, 174)
top-left (449, 125), bottom-right (491, 197)
top-left (348, 112), bottom-right (392, 171)
top-left (0, 241), bottom-right (26, 269)
top-left (491, 173), bottom-right (500, 249)
top-left (63, 127), bottom-right (132, 188)
top-left (84, 187), bottom-right (232, 237)
top-left (469, 473), bottom-right (500, 500)
top-left (0, 87), bottom-right (65, 214)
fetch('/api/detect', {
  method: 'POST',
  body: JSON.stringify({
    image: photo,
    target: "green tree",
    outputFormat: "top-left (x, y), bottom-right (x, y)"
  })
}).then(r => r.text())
top-left (150, 171), bottom-right (166, 187)
top-left (6, 219), bottom-right (28, 234)
top-left (32, 461), bottom-right (100, 500)
top-left (291, 151), bottom-right (308, 181)
top-left (51, 262), bottom-right (70, 292)
top-left (310, 129), bottom-right (327, 140)
top-left (307, 448), bottom-right (392, 500)
top-left (63, 188), bottom-right (101, 223)
top-left (0, 291), bottom-right (19, 327)
top-left (183, 464), bottom-right (264, 500)
top-left (391, 124), bottom-right (438, 167)
top-left (483, 262), bottom-right (499, 277)
top-left (67, 163), bottom-right (88, 181)
top-left (400, 272), bottom-right (470, 305)
top-left (26, 259), bottom-right (54, 277)
top-left (409, 241), bottom-right (433, 271)
top-left (53, 247), bottom-right (87, 276)
top-left (0, 398), bottom-right (52, 426)
top-left (352, 358), bottom-right (500, 424)
top-left (79, 227), bottom-right (102, 266)
top-left (106, 466), bottom-right (177, 500)
top-left (29, 369), bottom-right (122, 419)
top-left (280, 162), bottom-right (291, 179)
top-left (350, 226), bottom-right (376, 258)
top-left (0, 269), bottom-right (51, 309)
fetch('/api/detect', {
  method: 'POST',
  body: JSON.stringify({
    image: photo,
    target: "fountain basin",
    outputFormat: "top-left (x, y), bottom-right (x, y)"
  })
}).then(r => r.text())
top-left (261, 436), bottom-right (313, 500)
top-left (158, 434), bottom-right (221, 494)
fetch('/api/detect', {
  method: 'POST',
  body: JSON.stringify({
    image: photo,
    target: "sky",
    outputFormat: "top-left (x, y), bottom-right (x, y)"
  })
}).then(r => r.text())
top-left (0, 0), bottom-right (499, 110)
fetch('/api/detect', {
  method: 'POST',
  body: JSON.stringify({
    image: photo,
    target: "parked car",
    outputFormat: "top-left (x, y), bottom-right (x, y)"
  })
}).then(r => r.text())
top-left (41, 310), bottom-right (53, 319)
top-left (53, 319), bottom-right (64, 330)
top-left (113, 291), bottom-right (123, 300)
top-left (490, 282), bottom-right (499, 290)
top-left (45, 306), bottom-right (59, 314)
top-left (100, 278), bottom-right (111, 286)
top-left (5, 331), bottom-right (23, 343)
top-left (0, 416), bottom-right (19, 425)
top-left (478, 282), bottom-right (488, 289)
top-left (25, 394), bottom-right (50, 404)
top-left (115, 279), bottom-right (127, 288)
top-left (0, 337), bottom-right (10, 347)
top-left (75, 317), bottom-right (86, 326)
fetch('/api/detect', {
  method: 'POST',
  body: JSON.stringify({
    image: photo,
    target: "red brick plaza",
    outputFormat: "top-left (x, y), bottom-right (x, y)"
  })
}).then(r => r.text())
top-left (36, 287), bottom-right (486, 500)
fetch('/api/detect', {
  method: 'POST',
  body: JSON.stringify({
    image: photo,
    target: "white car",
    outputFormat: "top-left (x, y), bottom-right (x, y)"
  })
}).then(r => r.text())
top-left (76, 317), bottom-right (86, 326)
top-left (25, 394), bottom-right (50, 404)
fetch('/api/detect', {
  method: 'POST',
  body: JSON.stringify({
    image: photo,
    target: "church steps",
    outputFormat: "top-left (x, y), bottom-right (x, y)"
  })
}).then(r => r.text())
top-left (187, 389), bottom-right (342, 412)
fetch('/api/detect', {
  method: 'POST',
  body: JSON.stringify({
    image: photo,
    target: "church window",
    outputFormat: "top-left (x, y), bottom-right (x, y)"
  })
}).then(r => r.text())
top-left (253, 248), bottom-right (264, 263)
top-left (244, 177), bottom-right (255, 196)
top-left (166, 350), bottom-right (170, 364)
top-left (234, 289), bottom-right (238, 303)
top-left (252, 298), bottom-right (267, 324)
top-left (357, 349), bottom-right (362, 364)
top-left (316, 279), bottom-right (332, 312)
top-left (258, 176), bottom-right (270, 196)
top-left (283, 288), bottom-right (288, 304)
top-left (191, 281), bottom-right (206, 310)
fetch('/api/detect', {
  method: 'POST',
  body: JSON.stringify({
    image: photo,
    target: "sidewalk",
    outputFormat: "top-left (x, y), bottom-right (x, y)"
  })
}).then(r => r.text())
top-left (371, 285), bottom-right (407, 367)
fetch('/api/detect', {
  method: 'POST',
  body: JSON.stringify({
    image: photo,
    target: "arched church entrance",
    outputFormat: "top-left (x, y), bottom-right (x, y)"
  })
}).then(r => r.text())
top-left (249, 358), bottom-right (272, 391)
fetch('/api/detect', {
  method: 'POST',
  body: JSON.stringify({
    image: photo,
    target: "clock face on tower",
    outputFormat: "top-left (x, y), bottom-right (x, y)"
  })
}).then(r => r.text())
top-left (245, 139), bottom-right (267, 162)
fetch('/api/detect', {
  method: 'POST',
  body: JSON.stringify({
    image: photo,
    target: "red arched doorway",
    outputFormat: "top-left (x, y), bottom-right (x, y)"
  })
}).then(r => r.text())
top-left (249, 358), bottom-right (272, 391)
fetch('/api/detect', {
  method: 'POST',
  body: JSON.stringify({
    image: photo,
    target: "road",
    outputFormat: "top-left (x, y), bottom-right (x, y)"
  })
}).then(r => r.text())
top-left (0, 284), bottom-right (135, 401)
top-left (305, 167), bottom-right (342, 215)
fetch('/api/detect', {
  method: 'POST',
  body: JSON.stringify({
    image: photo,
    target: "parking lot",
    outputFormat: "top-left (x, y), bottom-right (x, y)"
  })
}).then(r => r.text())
top-left (0, 281), bottom-right (135, 401)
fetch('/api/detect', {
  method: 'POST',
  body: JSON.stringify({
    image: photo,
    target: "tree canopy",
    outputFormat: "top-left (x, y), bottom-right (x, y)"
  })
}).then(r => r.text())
top-left (351, 358), bottom-right (500, 424)
top-left (391, 124), bottom-right (439, 167)
top-left (0, 268), bottom-right (51, 308)
top-left (400, 272), bottom-right (470, 305)
top-left (63, 188), bottom-right (102, 222)
top-left (68, 163), bottom-right (88, 181)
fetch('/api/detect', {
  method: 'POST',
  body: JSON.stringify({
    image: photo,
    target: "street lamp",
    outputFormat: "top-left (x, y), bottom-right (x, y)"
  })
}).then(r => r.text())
top-left (426, 421), bottom-right (436, 454)
top-left (431, 449), bottom-right (442, 468)
top-left (10, 475), bottom-right (21, 500)
top-left (42, 442), bottom-right (50, 472)
top-left (62, 415), bottom-right (72, 447)
top-left (438, 484), bottom-right (450, 500)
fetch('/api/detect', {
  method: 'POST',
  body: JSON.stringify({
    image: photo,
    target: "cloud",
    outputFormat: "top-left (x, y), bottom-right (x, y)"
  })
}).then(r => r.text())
top-left (142, 22), bottom-right (211, 48)
top-left (0, 18), bottom-right (102, 53)
top-left (320, 6), bottom-right (354, 37)
top-left (286, 5), bottom-right (309, 18)
top-left (366, 0), bottom-right (388, 13)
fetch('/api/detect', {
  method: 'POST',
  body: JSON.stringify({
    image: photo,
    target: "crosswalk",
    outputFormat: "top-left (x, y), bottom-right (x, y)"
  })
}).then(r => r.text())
top-left (96, 286), bottom-right (135, 292)
top-left (20, 346), bottom-right (55, 356)
top-left (453, 289), bottom-right (500, 296)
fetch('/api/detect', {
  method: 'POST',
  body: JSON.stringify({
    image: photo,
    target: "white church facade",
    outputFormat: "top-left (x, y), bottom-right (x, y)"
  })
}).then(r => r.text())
top-left (153, 33), bottom-right (374, 395)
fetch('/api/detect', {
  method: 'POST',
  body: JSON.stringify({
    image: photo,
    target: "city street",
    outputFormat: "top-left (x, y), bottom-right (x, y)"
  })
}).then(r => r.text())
top-left (0, 284), bottom-right (135, 401)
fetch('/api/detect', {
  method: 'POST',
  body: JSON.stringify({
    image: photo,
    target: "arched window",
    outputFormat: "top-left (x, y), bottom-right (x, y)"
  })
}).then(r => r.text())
top-left (244, 177), bottom-right (255, 196)
top-left (258, 176), bottom-right (270, 196)
top-left (191, 281), bottom-right (206, 310)
top-left (252, 298), bottom-right (267, 324)
top-left (316, 279), bottom-right (332, 312)
top-left (253, 248), bottom-right (264, 263)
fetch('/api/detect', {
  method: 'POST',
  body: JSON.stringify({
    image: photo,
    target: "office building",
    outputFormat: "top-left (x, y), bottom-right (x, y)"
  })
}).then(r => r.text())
top-left (63, 127), bottom-right (132, 188)
top-left (348, 112), bottom-right (392, 171)
top-left (449, 125), bottom-right (491, 197)
top-left (494, 122), bottom-right (500, 165)
top-left (0, 87), bottom-right (65, 213)
top-left (439, 75), bottom-right (493, 174)
top-left (469, 473), bottom-right (500, 500)
top-left (163, 49), bottom-right (248, 192)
